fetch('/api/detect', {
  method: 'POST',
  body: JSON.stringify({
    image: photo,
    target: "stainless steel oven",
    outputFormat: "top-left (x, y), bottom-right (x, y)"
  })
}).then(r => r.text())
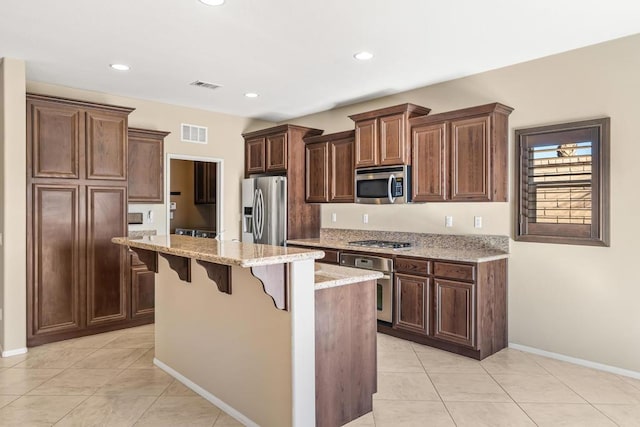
top-left (340, 253), bottom-right (393, 323)
top-left (355, 165), bottom-right (411, 204)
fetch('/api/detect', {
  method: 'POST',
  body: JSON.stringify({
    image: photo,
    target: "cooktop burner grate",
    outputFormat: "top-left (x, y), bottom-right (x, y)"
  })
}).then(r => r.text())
top-left (348, 239), bottom-right (412, 249)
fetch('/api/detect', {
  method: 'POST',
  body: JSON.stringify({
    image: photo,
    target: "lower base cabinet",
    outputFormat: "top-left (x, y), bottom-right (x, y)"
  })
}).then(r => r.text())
top-left (392, 258), bottom-right (506, 360)
top-left (130, 251), bottom-right (155, 320)
top-left (395, 274), bottom-right (430, 336)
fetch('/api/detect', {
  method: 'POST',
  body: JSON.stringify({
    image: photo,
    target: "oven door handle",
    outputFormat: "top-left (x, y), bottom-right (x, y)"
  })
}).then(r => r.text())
top-left (388, 174), bottom-right (396, 204)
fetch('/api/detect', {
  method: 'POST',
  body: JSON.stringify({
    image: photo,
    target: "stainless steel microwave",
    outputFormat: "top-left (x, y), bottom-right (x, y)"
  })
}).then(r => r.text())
top-left (355, 165), bottom-right (411, 204)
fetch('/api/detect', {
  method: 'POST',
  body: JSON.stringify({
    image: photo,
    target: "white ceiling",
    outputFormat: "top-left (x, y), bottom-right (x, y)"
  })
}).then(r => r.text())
top-left (2, 0), bottom-right (640, 121)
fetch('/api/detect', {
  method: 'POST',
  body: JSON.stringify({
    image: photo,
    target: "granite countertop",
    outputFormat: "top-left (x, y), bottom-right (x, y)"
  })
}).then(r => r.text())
top-left (112, 235), bottom-right (324, 267)
top-left (288, 238), bottom-right (508, 263)
top-left (314, 263), bottom-right (383, 290)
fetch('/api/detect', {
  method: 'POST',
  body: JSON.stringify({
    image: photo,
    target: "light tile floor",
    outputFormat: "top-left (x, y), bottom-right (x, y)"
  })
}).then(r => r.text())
top-left (0, 325), bottom-right (638, 426)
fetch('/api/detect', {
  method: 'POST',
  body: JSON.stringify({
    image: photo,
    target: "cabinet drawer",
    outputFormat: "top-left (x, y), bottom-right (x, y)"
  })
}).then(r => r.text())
top-left (433, 262), bottom-right (475, 282)
top-left (319, 249), bottom-right (339, 264)
top-left (395, 257), bottom-right (430, 276)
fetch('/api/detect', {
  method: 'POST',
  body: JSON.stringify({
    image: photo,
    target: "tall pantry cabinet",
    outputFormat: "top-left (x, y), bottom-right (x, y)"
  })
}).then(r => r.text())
top-left (26, 94), bottom-right (139, 346)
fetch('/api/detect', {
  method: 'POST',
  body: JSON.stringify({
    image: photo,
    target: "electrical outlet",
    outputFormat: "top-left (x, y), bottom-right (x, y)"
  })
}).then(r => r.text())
top-left (474, 216), bottom-right (483, 228)
top-left (445, 216), bottom-right (453, 227)
top-left (0, 308), bottom-right (3, 321)
top-left (0, 232), bottom-right (3, 246)
top-left (362, 214), bottom-right (369, 224)
top-left (331, 212), bottom-right (337, 223)
top-left (147, 210), bottom-right (154, 224)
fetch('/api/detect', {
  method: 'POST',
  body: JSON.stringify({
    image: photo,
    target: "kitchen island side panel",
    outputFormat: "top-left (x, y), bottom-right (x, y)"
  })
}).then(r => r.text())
top-left (154, 257), bottom-right (295, 426)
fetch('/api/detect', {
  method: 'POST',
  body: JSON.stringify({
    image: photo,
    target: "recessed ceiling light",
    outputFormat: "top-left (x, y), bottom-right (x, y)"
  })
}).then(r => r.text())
top-left (199, 0), bottom-right (225, 5)
top-left (110, 63), bottom-right (130, 71)
top-left (353, 51), bottom-right (374, 61)
top-left (244, 92), bottom-right (259, 98)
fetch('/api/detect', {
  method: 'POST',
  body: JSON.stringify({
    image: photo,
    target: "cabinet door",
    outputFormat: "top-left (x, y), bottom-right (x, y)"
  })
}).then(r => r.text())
top-left (194, 161), bottom-right (207, 204)
top-left (131, 264), bottom-right (155, 319)
top-left (206, 162), bottom-right (217, 203)
top-left (28, 184), bottom-right (82, 340)
top-left (28, 100), bottom-right (82, 179)
top-left (128, 132), bottom-right (164, 203)
top-left (450, 115), bottom-right (491, 201)
top-left (434, 279), bottom-right (475, 347)
top-left (266, 132), bottom-right (288, 172)
top-left (329, 137), bottom-right (354, 202)
top-left (245, 137), bottom-right (266, 175)
top-left (412, 123), bottom-right (448, 202)
top-left (394, 274), bottom-right (430, 336)
top-left (85, 110), bottom-right (128, 180)
top-left (86, 186), bottom-right (127, 326)
top-left (379, 113), bottom-right (406, 166)
top-left (305, 142), bottom-right (329, 203)
top-left (354, 118), bottom-right (378, 168)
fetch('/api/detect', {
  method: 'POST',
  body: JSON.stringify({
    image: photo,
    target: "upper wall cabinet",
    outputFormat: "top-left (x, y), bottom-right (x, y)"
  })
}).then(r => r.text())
top-left (409, 103), bottom-right (513, 202)
top-left (194, 161), bottom-right (217, 205)
top-left (349, 103), bottom-right (431, 168)
top-left (304, 130), bottom-right (355, 203)
top-left (27, 94), bottom-right (134, 181)
top-left (128, 128), bottom-right (169, 203)
top-left (242, 124), bottom-right (323, 177)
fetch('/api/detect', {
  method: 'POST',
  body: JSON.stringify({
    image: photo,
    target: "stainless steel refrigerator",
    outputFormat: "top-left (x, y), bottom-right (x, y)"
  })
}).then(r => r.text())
top-left (241, 176), bottom-right (287, 246)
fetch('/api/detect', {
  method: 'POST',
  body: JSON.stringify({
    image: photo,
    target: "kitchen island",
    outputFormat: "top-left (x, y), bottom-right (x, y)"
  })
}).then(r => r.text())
top-left (112, 235), bottom-right (381, 427)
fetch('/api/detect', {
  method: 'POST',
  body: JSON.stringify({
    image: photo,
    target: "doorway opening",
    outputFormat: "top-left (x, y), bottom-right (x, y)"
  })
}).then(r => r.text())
top-left (166, 154), bottom-right (223, 239)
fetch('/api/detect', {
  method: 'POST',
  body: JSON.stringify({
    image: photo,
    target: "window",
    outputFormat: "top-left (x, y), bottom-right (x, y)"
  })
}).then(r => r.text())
top-left (515, 118), bottom-right (610, 246)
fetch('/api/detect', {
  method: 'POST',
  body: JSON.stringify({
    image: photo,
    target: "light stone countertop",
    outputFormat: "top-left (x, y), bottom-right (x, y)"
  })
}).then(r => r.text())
top-left (288, 238), bottom-right (509, 263)
top-left (314, 263), bottom-right (383, 290)
top-left (112, 235), bottom-right (324, 267)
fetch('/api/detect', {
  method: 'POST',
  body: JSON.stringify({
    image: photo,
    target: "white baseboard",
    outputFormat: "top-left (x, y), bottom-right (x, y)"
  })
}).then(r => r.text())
top-left (1, 347), bottom-right (28, 358)
top-left (509, 343), bottom-right (640, 380)
top-left (154, 358), bottom-right (258, 427)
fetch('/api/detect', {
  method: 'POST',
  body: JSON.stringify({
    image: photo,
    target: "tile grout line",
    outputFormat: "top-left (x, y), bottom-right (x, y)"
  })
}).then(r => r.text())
top-left (479, 359), bottom-right (541, 426)
top-left (531, 355), bottom-right (629, 425)
top-left (413, 345), bottom-right (459, 427)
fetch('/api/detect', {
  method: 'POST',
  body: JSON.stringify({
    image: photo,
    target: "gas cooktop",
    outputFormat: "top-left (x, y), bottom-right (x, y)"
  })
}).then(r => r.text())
top-left (348, 240), bottom-right (412, 249)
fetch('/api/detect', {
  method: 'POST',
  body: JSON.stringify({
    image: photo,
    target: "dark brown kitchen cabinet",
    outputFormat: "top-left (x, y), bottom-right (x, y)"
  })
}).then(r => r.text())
top-left (349, 103), bottom-right (431, 168)
top-left (305, 142), bottom-right (329, 203)
top-left (395, 273), bottom-right (430, 336)
top-left (245, 137), bottom-right (266, 174)
top-left (304, 130), bottom-right (355, 203)
top-left (266, 132), bottom-right (288, 172)
top-left (243, 131), bottom-right (291, 176)
top-left (287, 244), bottom-right (340, 265)
top-left (410, 103), bottom-right (513, 202)
top-left (26, 94), bottom-right (153, 347)
top-left (434, 278), bottom-right (475, 347)
top-left (29, 184), bottom-right (82, 336)
top-left (388, 255), bottom-right (506, 360)
top-left (411, 123), bottom-right (448, 202)
top-left (128, 128), bottom-right (169, 203)
top-left (130, 252), bottom-right (155, 319)
top-left (194, 161), bottom-right (217, 204)
top-left (243, 124), bottom-right (324, 240)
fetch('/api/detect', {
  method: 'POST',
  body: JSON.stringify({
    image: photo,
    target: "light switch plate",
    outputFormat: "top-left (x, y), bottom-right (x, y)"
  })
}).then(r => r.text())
top-left (362, 214), bottom-right (369, 224)
top-left (331, 213), bottom-right (337, 222)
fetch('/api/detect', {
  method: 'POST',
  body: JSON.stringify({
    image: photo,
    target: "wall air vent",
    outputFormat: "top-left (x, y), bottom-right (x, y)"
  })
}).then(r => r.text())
top-left (181, 123), bottom-right (208, 144)
top-left (190, 80), bottom-right (221, 90)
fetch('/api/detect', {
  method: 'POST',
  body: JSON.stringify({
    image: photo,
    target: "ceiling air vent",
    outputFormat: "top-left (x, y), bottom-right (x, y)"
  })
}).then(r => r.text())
top-left (190, 80), bottom-right (221, 90)
top-left (181, 123), bottom-right (208, 144)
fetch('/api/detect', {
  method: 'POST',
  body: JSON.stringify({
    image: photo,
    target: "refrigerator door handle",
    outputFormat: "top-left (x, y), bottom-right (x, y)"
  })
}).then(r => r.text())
top-left (255, 188), bottom-right (265, 241)
top-left (252, 189), bottom-right (259, 241)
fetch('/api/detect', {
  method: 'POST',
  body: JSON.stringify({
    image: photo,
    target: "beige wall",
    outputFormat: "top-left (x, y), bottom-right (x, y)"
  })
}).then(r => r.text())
top-left (283, 34), bottom-right (640, 373)
top-left (0, 58), bottom-right (27, 353)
